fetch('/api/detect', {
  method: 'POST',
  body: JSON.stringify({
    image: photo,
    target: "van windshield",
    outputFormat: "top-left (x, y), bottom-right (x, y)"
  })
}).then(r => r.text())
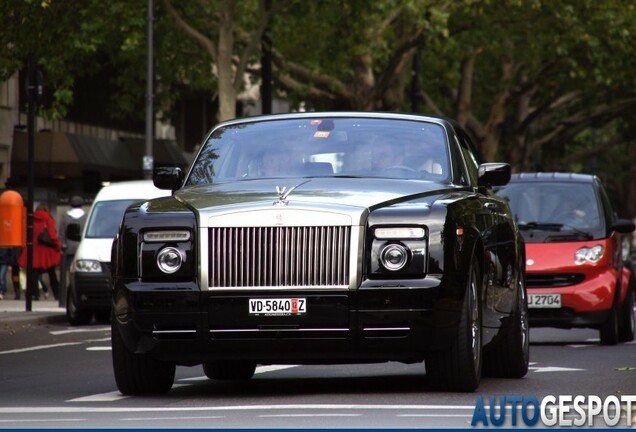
top-left (85, 199), bottom-right (141, 239)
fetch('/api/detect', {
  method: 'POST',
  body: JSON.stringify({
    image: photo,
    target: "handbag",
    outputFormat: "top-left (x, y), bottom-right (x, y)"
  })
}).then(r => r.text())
top-left (38, 225), bottom-right (58, 248)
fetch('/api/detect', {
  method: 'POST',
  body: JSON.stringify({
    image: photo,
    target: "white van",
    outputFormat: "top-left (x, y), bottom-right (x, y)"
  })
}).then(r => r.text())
top-left (66, 180), bottom-right (171, 325)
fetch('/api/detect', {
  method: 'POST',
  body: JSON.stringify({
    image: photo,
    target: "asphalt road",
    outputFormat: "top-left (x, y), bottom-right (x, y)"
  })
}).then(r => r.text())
top-left (0, 320), bottom-right (634, 429)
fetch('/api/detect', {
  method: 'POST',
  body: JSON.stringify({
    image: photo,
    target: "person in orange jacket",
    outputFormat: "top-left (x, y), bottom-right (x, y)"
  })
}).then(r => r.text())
top-left (18, 202), bottom-right (62, 300)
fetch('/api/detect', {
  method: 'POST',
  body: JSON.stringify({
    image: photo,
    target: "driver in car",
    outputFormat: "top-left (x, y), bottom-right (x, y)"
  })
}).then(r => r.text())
top-left (369, 137), bottom-right (406, 171)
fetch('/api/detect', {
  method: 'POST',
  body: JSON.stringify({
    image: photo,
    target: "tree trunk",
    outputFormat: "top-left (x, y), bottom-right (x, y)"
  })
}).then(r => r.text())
top-left (217, 0), bottom-right (236, 122)
top-left (455, 54), bottom-right (475, 128)
top-left (350, 53), bottom-right (375, 110)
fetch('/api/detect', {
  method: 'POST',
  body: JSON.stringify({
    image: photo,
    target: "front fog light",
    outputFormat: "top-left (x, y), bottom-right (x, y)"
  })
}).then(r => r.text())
top-left (157, 247), bottom-right (183, 274)
top-left (380, 244), bottom-right (409, 271)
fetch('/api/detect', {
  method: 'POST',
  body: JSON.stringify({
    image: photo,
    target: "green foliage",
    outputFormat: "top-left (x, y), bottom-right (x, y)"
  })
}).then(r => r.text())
top-left (2, 0), bottom-right (636, 209)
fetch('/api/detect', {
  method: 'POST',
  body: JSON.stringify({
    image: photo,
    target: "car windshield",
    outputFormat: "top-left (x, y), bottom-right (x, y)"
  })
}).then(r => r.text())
top-left (186, 117), bottom-right (450, 185)
top-left (495, 181), bottom-right (603, 239)
top-left (85, 199), bottom-right (141, 239)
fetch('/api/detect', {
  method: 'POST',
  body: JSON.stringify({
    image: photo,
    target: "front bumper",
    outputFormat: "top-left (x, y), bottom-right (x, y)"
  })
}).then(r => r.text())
top-left (112, 279), bottom-right (461, 366)
top-left (528, 308), bottom-right (609, 329)
top-left (71, 269), bottom-right (112, 311)
top-left (527, 269), bottom-right (617, 328)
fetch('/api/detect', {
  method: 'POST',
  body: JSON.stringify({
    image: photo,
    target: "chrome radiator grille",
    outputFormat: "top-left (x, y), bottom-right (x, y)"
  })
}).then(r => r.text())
top-left (209, 226), bottom-right (351, 287)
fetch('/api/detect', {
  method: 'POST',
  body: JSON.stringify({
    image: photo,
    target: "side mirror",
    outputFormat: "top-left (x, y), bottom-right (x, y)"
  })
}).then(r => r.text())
top-left (153, 167), bottom-right (183, 192)
top-left (611, 218), bottom-right (635, 234)
top-left (478, 163), bottom-right (511, 188)
top-left (66, 223), bottom-right (82, 242)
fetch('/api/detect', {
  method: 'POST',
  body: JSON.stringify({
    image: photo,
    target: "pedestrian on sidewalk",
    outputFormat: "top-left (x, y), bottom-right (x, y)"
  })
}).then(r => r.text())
top-left (18, 202), bottom-right (62, 300)
top-left (9, 247), bottom-right (21, 299)
top-left (0, 246), bottom-right (11, 300)
top-left (58, 195), bottom-right (86, 289)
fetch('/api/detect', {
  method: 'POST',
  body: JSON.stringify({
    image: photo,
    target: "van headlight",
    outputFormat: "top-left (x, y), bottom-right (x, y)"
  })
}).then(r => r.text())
top-left (73, 259), bottom-right (102, 273)
top-left (156, 247), bottom-right (184, 274)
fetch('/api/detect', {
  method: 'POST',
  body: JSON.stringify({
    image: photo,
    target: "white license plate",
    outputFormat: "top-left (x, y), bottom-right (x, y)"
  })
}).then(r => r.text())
top-left (249, 298), bottom-right (307, 316)
top-left (528, 293), bottom-right (562, 309)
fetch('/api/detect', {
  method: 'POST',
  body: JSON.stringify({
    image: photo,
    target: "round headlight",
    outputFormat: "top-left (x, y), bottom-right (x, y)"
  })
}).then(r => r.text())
top-left (380, 244), bottom-right (409, 271)
top-left (157, 247), bottom-right (183, 274)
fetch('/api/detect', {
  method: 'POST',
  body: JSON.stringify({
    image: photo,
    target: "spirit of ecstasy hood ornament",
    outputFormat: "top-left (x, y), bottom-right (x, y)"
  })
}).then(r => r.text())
top-left (274, 180), bottom-right (309, 206)
top-left (275, 185), bottom-right (289, 206)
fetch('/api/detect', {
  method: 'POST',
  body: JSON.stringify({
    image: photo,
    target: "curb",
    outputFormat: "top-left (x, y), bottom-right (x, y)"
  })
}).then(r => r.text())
top-left (0, 311), bottom-right (68, 329)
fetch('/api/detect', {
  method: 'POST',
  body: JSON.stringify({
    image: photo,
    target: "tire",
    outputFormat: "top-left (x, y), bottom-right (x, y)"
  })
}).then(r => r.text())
top-left (426, 256), bottom-right (482, 392)
top-left (111, 319), bottom-right (175, 395)
top-left (600, 300), bottom-right (619, 346)
top-left (66, 287), bottom-right (92, 326)
top-left (618, 291), bottom-right (635, 342)
top-left (483, 267), bottom-right (529, 378)
top-left (202, 361), bottom-right (257, 380)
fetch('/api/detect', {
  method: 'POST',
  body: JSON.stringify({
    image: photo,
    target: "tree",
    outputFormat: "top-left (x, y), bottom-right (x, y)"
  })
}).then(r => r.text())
top-left (424, 0), bottom-right (636, 214)
top-left (3, 0), bottom-right (636, 214)
top-left (161, 0), bottom-right (278, 122)
top-left (416, 0), bottom-right (636, 168)
top-left (0, 1), bottom-right (149, 119)
top-left (269, 0), bottom-right (636, 178)
top-left (269, 0), bottom-right (452, 111)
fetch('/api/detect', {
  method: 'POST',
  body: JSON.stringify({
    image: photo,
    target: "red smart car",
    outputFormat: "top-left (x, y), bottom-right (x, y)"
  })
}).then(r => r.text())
top-left (496, 173), bottom-right (635, 345)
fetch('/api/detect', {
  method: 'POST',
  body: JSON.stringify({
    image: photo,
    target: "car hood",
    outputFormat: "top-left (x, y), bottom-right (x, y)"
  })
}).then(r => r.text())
top-left (176, 178), bottom-right (453, 212)
top-left (73, 238), bottom-right (115, 264)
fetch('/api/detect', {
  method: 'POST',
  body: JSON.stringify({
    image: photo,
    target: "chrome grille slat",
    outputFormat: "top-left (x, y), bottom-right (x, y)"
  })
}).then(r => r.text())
top-left (209, 226), bottom-right (351, 288)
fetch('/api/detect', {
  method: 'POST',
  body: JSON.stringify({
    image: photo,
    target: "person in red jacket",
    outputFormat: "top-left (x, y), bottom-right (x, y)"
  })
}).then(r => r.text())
top-left (18, 203), bottom-right (62, 300)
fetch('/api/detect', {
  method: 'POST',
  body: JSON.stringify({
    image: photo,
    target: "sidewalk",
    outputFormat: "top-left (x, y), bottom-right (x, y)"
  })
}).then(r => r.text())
top-left (0, 297), bottom-right (67, 328)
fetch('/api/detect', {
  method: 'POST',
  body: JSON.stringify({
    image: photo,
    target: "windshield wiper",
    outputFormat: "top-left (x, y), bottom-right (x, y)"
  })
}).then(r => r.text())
top-left (517, 221), bottom-right (563, 231)
top-left (518, 221), bottom-right (593, 240)
top-left (559, 223), bottom-right (594, 240)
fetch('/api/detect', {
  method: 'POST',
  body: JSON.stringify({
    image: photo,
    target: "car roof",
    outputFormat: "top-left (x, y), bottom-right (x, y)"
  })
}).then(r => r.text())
top-left (93, 179), bottom-right (171, 201)
top-left (212, 111), bottom-right (455, 129)
top-left (509, 172), bottom-right (598, 184)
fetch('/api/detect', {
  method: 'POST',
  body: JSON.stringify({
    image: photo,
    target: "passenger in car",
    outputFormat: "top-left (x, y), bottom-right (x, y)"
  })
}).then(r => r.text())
top-left (405, 140), bottom-right (444, 175)
top-left (419, 158), bottom-right (444, 175)
top-left (259, 151), bottom-right (289, 176)
top-left (371, 144), bottom-right (405, 170)
top-left (256, 145), bottom-right (305, 177)
top-left (357, 135), bottom-right (407, 171)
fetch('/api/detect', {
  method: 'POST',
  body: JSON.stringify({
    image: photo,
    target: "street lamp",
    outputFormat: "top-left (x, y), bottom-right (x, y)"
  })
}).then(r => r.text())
top-left (25, 54), bottom-right (42, 312)
top-left (144, 0), bottom-right (154, 179)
